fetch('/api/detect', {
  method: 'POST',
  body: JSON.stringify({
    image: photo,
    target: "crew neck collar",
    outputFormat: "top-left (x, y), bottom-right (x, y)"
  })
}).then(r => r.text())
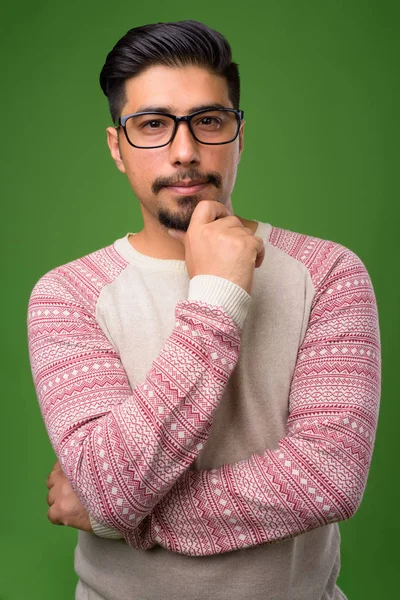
top-left (114, 221), bottom-right (272, 273)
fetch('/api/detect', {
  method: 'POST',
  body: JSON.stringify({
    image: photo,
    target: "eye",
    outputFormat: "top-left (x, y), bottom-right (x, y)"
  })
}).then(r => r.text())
top-left (141, 119), bottom-right (166, 129)
top-left (199, 116), bottom-right (220, 126)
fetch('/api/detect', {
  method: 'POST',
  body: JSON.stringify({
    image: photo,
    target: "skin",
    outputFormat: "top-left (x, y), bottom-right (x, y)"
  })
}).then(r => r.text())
top-left (46, 63), bottom-right (259, 529)
top-left (46, 460), bottom-right (91, 531)
top-left (106, 64), bottom-right (257, 260)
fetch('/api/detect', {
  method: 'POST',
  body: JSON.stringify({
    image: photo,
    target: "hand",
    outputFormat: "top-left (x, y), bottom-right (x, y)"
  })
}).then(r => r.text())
top-left (168, 201), bottom-right (265, 295)
top-left (46, 460), bottom-right (93, 532)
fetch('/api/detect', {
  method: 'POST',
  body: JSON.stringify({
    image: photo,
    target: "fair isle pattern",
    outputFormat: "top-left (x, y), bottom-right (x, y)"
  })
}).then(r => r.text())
top-left (28, 243), bottom-right (241, 532)
top-left (134, 226), bottom-right (381, 555)
top-left (27, 226), bottom-right (381, 557)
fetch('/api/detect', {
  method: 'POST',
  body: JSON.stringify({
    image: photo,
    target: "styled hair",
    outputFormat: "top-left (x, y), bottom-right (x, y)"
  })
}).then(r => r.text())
top-left (99, 20), bottom-right (240, 123)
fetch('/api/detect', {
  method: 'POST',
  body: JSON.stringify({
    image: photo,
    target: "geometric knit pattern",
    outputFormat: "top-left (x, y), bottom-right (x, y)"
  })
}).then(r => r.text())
top-left (27, 226), bottom-right (381, 556)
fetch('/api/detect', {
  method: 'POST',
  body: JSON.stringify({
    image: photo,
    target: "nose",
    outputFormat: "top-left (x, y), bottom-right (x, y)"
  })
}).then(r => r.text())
top-left (168, 120), bottom-right (200, 166)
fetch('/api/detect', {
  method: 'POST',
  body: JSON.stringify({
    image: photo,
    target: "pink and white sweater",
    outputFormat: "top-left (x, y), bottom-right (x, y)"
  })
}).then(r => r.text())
top-left (27, 221), bottom-right (380, 600)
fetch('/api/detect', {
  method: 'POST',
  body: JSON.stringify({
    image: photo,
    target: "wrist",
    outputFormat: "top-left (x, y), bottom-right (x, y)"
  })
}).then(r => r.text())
top-left (188, 274), bottom-right (251, 328)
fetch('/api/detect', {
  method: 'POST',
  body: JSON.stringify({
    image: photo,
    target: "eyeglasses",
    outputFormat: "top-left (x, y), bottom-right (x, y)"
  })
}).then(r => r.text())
top-left (117, 107), bottom-right (244, 149)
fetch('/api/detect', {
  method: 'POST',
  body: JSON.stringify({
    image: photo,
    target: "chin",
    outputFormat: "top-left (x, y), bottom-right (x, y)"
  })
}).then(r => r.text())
top-left (157, 203), bottom-right (196, 232)
top-left (158, 193), bottom-right (224, 232)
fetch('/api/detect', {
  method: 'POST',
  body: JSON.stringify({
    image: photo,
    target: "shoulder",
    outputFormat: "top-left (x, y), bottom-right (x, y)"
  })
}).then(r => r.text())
top-left (28, 240), bottom-right (129, 314)
top-left (267, 224), bottom-right (371, 293)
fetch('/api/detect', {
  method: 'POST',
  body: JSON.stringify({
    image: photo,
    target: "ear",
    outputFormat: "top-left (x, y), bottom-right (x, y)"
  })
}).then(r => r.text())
top-left (238, 120), bottom-right (245, 160)
top-left (106, 126), bottom-right (126, 174)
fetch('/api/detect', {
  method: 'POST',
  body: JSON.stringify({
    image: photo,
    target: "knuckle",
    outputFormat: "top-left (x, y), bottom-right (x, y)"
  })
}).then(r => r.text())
top-left (58, 498), bottom-right (69, 514)
top-left (202, 225), bottom-right (213, 239)
top-left (231, 216), bottom-right (243, 227)
top-left (61, 481), bottom-right (70, 494)
top-left (218, 230), bottom-right (229, 242)
top-left (231, 236), bottom-right (244, 250)
top-left (222, 232), bottom-right (240, 249)
top-left (195, 200), bottom-right (211, 216)
top-left (47, 507), bottom-right (56, 524)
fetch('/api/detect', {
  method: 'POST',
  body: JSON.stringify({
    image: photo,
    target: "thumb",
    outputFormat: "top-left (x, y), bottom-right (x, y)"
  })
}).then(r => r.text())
top-left (168, 229), bottom-right (186, 241)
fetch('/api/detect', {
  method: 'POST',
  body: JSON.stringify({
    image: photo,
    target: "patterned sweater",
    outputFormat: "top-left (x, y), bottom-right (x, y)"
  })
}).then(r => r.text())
top-left (27, 221), bottom-right (381, 600)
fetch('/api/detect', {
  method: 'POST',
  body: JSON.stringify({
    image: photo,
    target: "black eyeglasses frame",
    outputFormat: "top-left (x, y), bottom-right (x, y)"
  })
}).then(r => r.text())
top-left (117, 107), bottom-right (244, 149)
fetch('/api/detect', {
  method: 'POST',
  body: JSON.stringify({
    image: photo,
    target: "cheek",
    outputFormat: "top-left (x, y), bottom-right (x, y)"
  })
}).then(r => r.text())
top-left (212, 148), bottom-right (238, 181)
top-left (125, 151), bottom-right (165, 189)
top-left (215, 149), bottom-right (240, 194)
top-left (215, 143), bottom-right (238, 167)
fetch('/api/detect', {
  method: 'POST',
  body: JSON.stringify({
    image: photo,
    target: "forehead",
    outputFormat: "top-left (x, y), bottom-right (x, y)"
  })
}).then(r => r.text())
top-left (122, 65), bottom-right (231, 115)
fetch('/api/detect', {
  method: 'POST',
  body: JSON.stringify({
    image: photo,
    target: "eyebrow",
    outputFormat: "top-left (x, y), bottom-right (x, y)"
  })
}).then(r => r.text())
top-left (131, 102), bottom-right (229, 115)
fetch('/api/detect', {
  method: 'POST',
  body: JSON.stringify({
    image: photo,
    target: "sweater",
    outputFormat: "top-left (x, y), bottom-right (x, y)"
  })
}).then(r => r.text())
top-left (27, 220), bottom-right (381, 600)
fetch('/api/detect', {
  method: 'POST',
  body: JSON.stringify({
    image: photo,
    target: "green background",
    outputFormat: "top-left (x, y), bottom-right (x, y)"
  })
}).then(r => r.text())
top-left (1, 0), bottom-right (398, 598)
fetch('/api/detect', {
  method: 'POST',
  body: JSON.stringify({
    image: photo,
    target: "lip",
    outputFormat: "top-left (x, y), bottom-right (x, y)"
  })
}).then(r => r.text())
top-left (165, 181), bottom-right (209, 195)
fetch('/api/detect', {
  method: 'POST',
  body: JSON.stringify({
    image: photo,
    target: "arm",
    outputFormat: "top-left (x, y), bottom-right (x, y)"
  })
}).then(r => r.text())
top-left (28, 266), bottom-right (249, 541)
top-left (138, 246), bottom-right (381, 555)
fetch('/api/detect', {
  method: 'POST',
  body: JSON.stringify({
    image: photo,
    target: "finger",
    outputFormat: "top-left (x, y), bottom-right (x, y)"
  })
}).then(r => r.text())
top-left (46, 460), bottom-right (63, 489)
top-left (53, 460), bottom-right (62, 472)
top-left (189, 200), bottom-right (230, 228)
top-left (206, 215), bottom-right (247, 234)
top-left (47, 505), bottom-right (64, 526)
top-left (253, 235), bottom-right (265, 268)
top-left (218, 226), bottom-right (264, 264)
top-left (168, 214), bottom-right (243, 241)
top-left (167, 228), bottom-right (186, 240)
top-left (47, 508), bottom-right (64, 525)
top-left (46, 487), bottom-right (56, 507)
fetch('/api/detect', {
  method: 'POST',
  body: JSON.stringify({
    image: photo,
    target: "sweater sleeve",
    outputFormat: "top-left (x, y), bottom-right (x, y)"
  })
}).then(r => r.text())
top-left (133, 246), bottom-right (381, 555)
top-left (27, 267), bottom-right (250, 538)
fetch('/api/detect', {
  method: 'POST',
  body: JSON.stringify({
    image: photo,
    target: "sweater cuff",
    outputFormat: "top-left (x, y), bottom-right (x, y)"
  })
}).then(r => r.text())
top-left (188, 275), bottom-right (251, 329)
top-left (89, 514), bottom-right (124, 539)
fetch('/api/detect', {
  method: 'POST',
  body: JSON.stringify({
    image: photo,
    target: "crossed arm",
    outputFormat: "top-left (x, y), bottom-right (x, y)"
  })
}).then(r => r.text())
top-left (29, 266), bottom-right (244, 544)
top-left (32, 246), bottom-right (381, 556)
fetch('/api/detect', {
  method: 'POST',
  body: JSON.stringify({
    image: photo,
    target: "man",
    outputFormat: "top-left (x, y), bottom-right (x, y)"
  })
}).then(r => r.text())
top-left (28, 20), bottom-right (381, 600)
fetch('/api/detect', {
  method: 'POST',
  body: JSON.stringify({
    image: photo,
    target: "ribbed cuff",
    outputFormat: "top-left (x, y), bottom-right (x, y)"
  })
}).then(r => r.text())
top-left (188, 275), bottom-right (251, 329)
top-left (89, 514), bottom-right (124, 539)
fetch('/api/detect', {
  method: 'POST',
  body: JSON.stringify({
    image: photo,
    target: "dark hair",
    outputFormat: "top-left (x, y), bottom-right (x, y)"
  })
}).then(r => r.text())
top-left (99, 20), bottom-right (240, 123)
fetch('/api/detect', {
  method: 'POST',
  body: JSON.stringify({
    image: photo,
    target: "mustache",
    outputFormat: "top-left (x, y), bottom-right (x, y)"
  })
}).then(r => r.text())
top-left (152, 170), bottom-right (222, 194)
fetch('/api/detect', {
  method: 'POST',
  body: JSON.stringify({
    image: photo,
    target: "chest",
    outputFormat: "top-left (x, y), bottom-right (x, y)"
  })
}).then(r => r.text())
top-left (99, 257), bottom-right (313, 468)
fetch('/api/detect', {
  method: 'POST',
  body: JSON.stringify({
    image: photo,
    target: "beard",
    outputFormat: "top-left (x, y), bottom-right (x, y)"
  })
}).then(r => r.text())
top-left (153, 168), bottom-right (223, 232)
top-left (157, 193), bottom-right (209, 232)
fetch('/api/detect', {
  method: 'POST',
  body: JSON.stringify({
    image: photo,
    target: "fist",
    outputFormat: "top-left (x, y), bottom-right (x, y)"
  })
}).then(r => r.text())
top-left (46, 460), bottom-right (92, 532)
top-left (168, 201), bottom-right (265, 296)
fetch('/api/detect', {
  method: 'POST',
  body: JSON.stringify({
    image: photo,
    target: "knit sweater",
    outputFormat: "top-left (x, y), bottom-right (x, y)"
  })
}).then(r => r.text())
top-left (27, 220), bottom-right (381, 600)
